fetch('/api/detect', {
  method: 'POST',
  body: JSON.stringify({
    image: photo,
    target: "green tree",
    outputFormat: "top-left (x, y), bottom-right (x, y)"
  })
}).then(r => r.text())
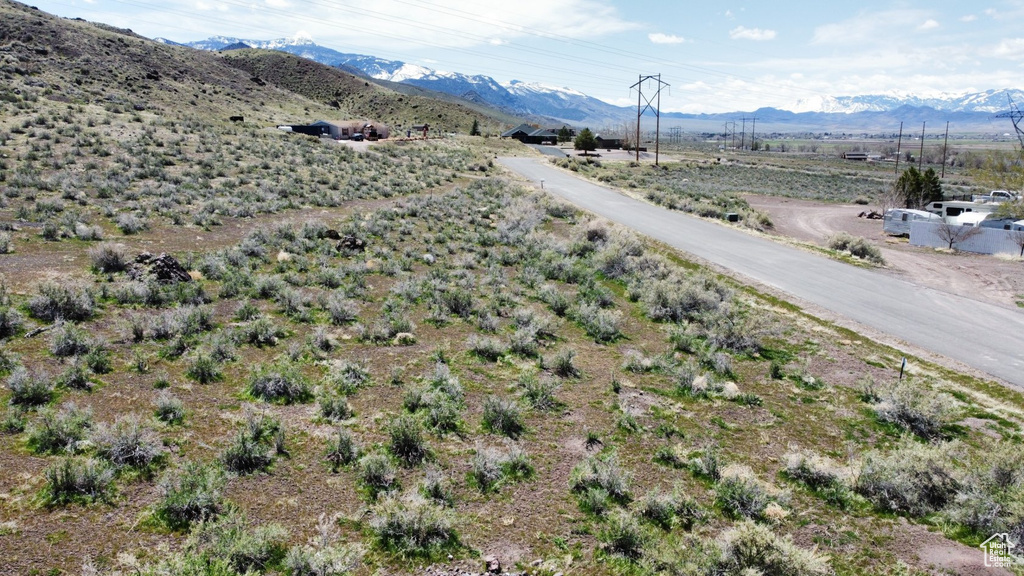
top-left (894, 167), bottom-right (925, 208)
top-left (921, 168), bottom-right (943, 205)
top-left (574, 128), bottom-right (596, 157)
top-left (558, 126), bottom-right (572, 143)
top-left (470, 119), bottom-right (481, 136)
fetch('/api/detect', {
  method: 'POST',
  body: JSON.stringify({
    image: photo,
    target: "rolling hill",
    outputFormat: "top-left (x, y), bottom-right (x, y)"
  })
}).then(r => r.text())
top-left (0, 1), bottom-right (515, 133)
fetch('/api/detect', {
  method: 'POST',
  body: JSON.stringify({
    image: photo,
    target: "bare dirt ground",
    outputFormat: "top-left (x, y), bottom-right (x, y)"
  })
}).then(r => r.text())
top-left (745, 195), bottom-right (1024, 310)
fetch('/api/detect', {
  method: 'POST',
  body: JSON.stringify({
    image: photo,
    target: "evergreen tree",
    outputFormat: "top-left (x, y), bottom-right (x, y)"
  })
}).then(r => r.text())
top-left (921, 168), bottom-right (943, 204)
top-left (574, 128), bottom-right (596, 156)
top-left (557, 126), bottom-right (572, 143)
top-left (470, 119), bottom-right (481, 136)
top-left (895, 167), bottom-right (925, 208)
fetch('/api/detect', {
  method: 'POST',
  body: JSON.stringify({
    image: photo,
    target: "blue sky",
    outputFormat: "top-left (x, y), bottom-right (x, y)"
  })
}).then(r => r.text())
top-left (27, 0), bottom-right (1024, 113)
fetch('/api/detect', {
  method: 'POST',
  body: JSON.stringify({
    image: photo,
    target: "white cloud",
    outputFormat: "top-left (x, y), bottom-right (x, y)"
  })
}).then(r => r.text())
top-left (489, 38), bottom-right (506, 46)
top-left (729, 26), bottom-right (775, 41)
top-left (985, 38), bottom-right (1024, 59)
top-left (99, 0), bottom-right (640, 52)
top-left (918, 19), bottom-right (939, 31)
top-left (194, 1), bottom-right (228, 12)
top-left (960, 14), bottom-right (977, 22)
top-left (812, 10), bottom-right (932, 45)
top-left (648, 32), bottom-right (685, 44)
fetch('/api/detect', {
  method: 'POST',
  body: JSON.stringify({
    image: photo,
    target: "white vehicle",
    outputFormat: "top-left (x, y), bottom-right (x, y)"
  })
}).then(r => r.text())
top-left (971, 190), bottom-right (1020, 203)
top-left (923, 200), bottom-right (999, 219)
top-left (948, 212), bottom-right (990, 227)
top-left (883, 208), bottom-right (942, 235)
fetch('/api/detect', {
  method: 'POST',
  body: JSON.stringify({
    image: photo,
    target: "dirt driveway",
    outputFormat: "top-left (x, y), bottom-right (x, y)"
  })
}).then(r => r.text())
top-left (745, 195), bottom-right (1024, 310)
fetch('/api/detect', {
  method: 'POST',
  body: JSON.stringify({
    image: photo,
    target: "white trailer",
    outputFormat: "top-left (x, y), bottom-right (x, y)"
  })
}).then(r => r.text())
top-left (883, 208), bottom-right (942, 236)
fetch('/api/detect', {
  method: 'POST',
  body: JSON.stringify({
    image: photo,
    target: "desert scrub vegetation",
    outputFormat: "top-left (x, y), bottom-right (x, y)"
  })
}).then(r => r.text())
top-left (556, 153), bottom-right (888, 211)
top-left (1, 94), bottom-right (1020, 574)
top-left (369, 494), bottom-right (459, 557)
top-left (826, 231), bottom-right (886, 265)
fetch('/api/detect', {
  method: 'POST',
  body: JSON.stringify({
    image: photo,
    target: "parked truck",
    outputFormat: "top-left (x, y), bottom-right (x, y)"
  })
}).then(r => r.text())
top-left (972, 190), bottom-right (1020, 203)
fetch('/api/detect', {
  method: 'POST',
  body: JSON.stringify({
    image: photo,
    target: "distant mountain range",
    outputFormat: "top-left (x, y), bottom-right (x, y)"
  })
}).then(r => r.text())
top-left (157, 35), bottom-right (1023, 131)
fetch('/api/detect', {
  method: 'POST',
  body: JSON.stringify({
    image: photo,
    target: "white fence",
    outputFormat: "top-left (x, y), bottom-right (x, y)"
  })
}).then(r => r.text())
top-left (909, 221), bottom-right (1023, 255)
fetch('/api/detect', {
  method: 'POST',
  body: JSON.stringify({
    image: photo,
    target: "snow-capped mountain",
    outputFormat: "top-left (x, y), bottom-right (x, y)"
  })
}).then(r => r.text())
top-left (160, 35), bottom-right (1021, 127)
top-left (159, 35), bottom-right (627, 123)
top-left (792, 89), bottom-right (1024, 114)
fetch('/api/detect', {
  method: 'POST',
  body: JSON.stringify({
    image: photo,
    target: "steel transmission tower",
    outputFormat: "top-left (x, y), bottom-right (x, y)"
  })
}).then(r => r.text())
top-left (995, 93), bottom-right (1024, 162)
top-left (631, 74), bottom-right (670, 165)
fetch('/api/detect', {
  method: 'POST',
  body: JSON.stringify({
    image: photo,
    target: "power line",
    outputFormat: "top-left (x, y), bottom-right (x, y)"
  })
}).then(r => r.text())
top-left (632, 74), bottom-right (669, 165)
top-left (34, 0), bottom-right (855, 111)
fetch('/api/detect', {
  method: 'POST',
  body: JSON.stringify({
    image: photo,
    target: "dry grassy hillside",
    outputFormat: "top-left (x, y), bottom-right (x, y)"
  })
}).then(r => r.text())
top-left (0, 0), bottom-right (334, 125)
top-left (2, 2), bottom-right (1024, 576)
top-left (219, 50), bottom-right (515, 135)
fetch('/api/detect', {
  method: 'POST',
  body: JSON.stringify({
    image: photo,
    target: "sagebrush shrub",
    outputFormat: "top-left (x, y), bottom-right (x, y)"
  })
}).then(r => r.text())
top-left (715, 471), bottom-right (773, 521)
top-left (28, 280), bottom-right (94, 321)
top-left (572, 302), bottom-right (622, 343)
top-left (181, 509), bottom-right (287, 574)
top-left (519, 375), bottom-right (559, 411)
top-left (550, 348), bottom-right (581, 378)
top-left (49, 322), bottom-right (92, 357)
top-left (467, 334), bottom-right (507, 361)
top-left (325, 428), bottom-right (360, 472)
top-left (369, 495), bottom-right (457, 555)
top-left (7, 366), bottom-right (55, 407)
top-left (238, 316), bottom-right (284, 347)
top-left (154, 391), bottom-right (186, 424)
top-left (570, 453), bottom-right (631, 503)
top-left (88, 242), bottom-right (131, 273)
top-left (717, 520), bottom-right (831, 575)
top-left (827, 232), bottom-right (885, 265)
top-left (318, 390), bottom-right (353, 421)
top-left (871, 379), bottom-right (958, 440)
top-left (481, 395), bottom-right (525, 438)
top-left (42, 456), bottom-right (114, 506)
top-left (359, 453), bottom-right (398, 499)
top-left (155, 461), bottom-right (226, 530)
top-left (0, 304), bottom-right (24, 339)
top-left (419, 466), bottom-right (453, 507)
top-left (323, 359), bottom-right (371, 395)
top-left (92, 415), bottom-right (165, 469)
top-left (186, 351), bottom-right (223, 384)
top-left (116, 213), bottom-right (148, 235)
top-left (221, 412), bottom-right (280, 475)
top-left (247, 360), bottom-right (311, 404)
top-left (688, 444), bottom-right (722, 481)
top-left (856, 437), bottom-right (961, 516)
top-left (600, 510), bottom-right (645, 559)
top-left (283, 514), bottom-right (363, 576)
top-left (28, 403), bottom-right (92, 454)
top-left (1, 404), bottom-right (27, 434)
top-left (388, 415), bottom-right (427, 466)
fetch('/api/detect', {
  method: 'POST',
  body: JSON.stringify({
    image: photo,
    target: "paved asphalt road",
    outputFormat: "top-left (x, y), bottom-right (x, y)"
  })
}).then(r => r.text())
top-left (498, 157), bottom-right (1024, 388)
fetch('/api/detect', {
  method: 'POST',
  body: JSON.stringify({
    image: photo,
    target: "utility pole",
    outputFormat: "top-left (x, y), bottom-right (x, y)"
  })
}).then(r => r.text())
top-left (630, 74), bottom-right (670, 165)
top-left (918, 122), bottom-right (926, 171)
top-left (750, 117), bottom-right (758, 151)
top-left (895, 122), bottom-right (903, 175)
top-left (941, 121), bottom-right (949, 178)
top-left (740, 117), bottom-right (747, 150)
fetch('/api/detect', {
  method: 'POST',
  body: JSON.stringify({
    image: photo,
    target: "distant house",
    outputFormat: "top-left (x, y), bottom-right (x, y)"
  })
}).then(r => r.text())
top-left (843, 152), bottom-right (870, 161)
top-left (282, 120), bottom-right (389, 140)
top-left (501, 124), bottom-right (558, 145)
top-left (595, 135), bottom-right (623, 150)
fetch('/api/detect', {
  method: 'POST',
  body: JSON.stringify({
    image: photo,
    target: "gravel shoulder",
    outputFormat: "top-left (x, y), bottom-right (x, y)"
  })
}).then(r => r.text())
top-left (744, 195), bottom-right (1024, 310)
